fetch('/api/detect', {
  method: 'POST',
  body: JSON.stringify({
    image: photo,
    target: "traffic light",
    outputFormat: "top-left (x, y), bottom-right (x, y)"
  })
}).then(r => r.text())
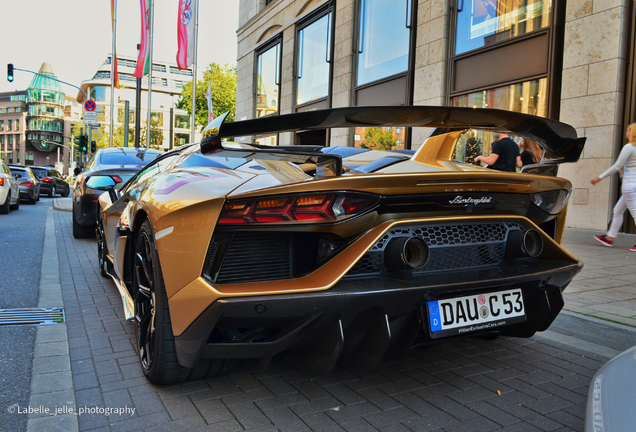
top-left (80, 135), bottom-right (88, 153)
top-left (90, 140), bottom-right (96, 153)
top-left (7, 64), bottom-right (13, 82)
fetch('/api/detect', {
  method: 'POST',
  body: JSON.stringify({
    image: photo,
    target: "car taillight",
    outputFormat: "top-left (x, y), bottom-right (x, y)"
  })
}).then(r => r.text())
top-left (19, 181), bottom-right (33, 187)
top-left (219, 192), bottom-right (380, 224)
top-left (42, 177), bottom-right (51, 182)
top-left (0, 178), bottom-right (4, 186)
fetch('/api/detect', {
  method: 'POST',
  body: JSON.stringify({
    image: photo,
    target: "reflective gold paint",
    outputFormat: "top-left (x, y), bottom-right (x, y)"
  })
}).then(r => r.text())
top-left (412, 131), bottom-right (465, 168)
top-left (168, 214), bottom-right (578, 335)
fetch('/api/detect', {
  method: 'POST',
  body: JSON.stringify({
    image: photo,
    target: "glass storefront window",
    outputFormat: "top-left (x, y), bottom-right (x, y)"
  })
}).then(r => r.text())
top-left (175, 133), bottom-right (190, 146)
top-left (451, 78), bottom-right (547, 116)
top-left (118, 107), bottom-right (135, 124)
top-left (89, 86), bottom-right (107, 102)
top-left (151, 112), bottom-right (164, 127)
top-left (296, 12), bottom-right (332, 106)
top-left (455, 0), bottom-right (552, 55)
top-left (256, 42), bottom-right (281, 118)
top-left (175, 114), bottom-right (190, 129)
top-left (357, 0), bottom-right (412, 86)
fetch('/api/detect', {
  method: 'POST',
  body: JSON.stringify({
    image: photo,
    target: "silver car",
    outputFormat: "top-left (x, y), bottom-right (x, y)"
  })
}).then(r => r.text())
top-left (585, 345), bottom-right (636, 431)
top-left (9, 165), bottom-right (40, 204)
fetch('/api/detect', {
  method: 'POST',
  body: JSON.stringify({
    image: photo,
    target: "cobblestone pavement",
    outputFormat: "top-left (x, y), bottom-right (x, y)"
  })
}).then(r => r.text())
top-left (25, 201), bottom-right (636, 432)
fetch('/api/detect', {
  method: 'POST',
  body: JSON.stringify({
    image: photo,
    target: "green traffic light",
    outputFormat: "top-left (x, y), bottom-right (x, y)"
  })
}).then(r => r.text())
top-left (7, 63), bottom-right (14, 83)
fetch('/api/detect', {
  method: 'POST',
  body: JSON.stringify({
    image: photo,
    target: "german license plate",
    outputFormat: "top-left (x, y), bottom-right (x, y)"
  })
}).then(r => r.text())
top-left (426, 289), bottom-right (526, 338)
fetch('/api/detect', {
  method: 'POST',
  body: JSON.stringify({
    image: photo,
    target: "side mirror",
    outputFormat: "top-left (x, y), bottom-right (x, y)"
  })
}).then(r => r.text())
top-left (86, 175), bottom-right (117, 191)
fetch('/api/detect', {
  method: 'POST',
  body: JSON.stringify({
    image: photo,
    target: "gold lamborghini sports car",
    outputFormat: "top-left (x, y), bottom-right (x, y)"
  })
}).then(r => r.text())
top-left (90, 106), bottom-right (586, 384)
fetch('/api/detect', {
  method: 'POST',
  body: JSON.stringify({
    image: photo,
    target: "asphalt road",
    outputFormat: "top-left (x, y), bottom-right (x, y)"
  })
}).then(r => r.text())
top-left (0, 198), bottom-right (48, 432)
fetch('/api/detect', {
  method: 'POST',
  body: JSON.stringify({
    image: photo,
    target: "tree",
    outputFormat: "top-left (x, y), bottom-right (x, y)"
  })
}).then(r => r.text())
top-left (464, 131), bottom-right (483, 164)
top-left (176, 63), bottom-right (237, 129)
top-left (361, 127), bottom-right (397, 151)
top-left (139, 114), bottom-right (163, 150)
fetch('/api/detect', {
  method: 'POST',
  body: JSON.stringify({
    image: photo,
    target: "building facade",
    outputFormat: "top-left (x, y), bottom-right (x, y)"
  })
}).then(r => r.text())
top-left (236, 0), bottom-right (636, 232)
top-left (76, 55), bottom-right (195, 151)
top-left (0, 91), bottom-right (27, 165)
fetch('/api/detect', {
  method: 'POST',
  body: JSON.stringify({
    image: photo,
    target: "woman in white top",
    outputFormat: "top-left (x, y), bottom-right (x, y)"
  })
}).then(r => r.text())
top-left (591, 123), bottom-right (636, 251)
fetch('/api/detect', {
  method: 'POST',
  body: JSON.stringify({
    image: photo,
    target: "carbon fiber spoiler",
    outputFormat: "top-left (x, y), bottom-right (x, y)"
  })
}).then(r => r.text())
top-left (200, 106), bottom-right (586, 170)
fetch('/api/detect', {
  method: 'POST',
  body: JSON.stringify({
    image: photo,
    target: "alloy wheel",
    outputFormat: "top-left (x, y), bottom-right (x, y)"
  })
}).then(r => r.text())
top-left (97, 212), bottom-right (108, 277)
top-left (134, 231), bottom-right (156, 371)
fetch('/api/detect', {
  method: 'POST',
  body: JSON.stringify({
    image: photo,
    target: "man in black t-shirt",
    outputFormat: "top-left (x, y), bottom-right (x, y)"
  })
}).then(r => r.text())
top-left (474, 133), bottom-right (521, 172)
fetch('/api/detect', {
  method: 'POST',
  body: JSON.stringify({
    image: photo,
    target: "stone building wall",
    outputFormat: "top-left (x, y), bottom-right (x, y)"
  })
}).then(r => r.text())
top-left (558, 0), bottom-right (631, 230)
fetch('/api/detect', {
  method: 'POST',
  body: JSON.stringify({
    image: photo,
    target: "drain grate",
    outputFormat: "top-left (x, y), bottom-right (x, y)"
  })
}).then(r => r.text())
top-left (0, 308), bottom-right (65, 326)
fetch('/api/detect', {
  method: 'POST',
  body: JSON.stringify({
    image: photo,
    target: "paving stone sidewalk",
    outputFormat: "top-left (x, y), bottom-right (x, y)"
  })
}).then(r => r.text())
top-left (26, 200), bottom-right (636, 432)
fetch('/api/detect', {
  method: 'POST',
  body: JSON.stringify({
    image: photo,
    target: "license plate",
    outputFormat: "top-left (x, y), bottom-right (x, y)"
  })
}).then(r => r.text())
top-left (426, 289), bottom-right (526, 338)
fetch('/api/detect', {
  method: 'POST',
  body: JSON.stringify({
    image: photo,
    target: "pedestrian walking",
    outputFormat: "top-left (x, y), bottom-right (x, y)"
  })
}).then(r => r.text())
top-left (591, 123), bottom-right (636, 251)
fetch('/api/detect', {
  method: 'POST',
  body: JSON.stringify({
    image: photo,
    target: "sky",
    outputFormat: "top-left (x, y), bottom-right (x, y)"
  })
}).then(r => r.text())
top-left (0, 0), bottom-right (240, 97)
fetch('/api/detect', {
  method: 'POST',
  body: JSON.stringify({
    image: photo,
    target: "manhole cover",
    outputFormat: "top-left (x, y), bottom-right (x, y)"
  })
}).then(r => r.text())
top-left (0, 308), bottom-right (65, 326)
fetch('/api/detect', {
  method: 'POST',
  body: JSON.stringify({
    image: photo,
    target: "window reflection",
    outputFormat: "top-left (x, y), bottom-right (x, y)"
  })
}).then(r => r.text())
top-left (255, 135), bottom-right (278, 146)
top-left (455, 0), bottom-right (552, 55)
top-left (357, 0), bottom-right (412, 86)
top-left (452, 129), bottom-right (537, 164)
top-left (451, 78), bottom-right (547, 116)
top-left (256, 43), bottom-right (280, 118)
top-left (297, 12), bottom-right (332, 105)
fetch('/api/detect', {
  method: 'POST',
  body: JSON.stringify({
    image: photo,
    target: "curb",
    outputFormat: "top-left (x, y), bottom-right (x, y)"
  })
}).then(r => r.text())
top-left (27, 211), bottom-right (78, 432)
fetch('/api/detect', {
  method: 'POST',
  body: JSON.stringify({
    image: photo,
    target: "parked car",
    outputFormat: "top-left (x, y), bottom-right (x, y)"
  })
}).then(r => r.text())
top-left (29, 166), bottom-right (70, 198)
top-left (72, 147), bottom-right (163, 238)
top-left (8, 165), bottom-right (40, 204)
top-left (0, 160), bottom-right (20, 213)
top-left (585, 344), bottom-right (636, 432)
top-left (92, 106), bottom-right (586, 384)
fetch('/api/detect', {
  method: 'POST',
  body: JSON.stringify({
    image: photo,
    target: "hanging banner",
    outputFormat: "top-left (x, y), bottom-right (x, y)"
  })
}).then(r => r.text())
top-left (134, 0), bottom-right (151, 78)
top-left (176, 0), bottom-right (197, 70)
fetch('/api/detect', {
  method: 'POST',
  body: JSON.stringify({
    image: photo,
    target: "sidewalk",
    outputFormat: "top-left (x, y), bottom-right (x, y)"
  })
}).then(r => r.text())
top-left (561, 228), bottom-right (636, 328)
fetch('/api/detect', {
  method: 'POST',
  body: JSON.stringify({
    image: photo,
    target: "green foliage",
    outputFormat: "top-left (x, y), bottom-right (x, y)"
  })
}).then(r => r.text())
top-left (176, 63), bottom-right (237, 129)
top-left (139, 115), bottom-right (163, 150)
top-left (361, 127), bottom-right (397, 151)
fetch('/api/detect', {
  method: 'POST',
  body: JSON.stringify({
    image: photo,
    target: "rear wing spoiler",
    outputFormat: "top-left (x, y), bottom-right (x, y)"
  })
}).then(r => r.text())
top-left (200, 106), bottom-right (586, 174)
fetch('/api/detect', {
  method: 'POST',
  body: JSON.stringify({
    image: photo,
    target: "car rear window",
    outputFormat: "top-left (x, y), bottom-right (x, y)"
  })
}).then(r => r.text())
top-left (100, 152), bottom-right (161, 166)
top-left (10, 169), bottom-right (29, 178)
top-left (30, 168), bottom-right (47, 178)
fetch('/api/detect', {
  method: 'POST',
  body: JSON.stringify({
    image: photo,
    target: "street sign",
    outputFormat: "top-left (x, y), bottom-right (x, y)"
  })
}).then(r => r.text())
top-left (83, 111), bottom-right (97, 125)
top-left (92, 131), bottom-right (101, 141)
top-left (84, 100), bottom-right (96, 112)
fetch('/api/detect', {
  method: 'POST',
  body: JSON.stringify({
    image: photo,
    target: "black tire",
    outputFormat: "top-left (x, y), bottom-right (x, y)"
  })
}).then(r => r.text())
top-left (72, 213), bottom-right (95, 239)
top-left (62, 186), bottom-right (70, 198)
top-left (49, 186), bottom-right (56, 198)
top-left (133, 220), bottom-right (230, 384)
top-left (0, 192), bottom-right (10, 214)
top-left (10, 198), bottom-right (19, 211)
top-left (28, 191), bottom-right (37, 204)
top-left (97, 211), bottom-right (108, 277)
top-left (36, 191), bottom-right (40, 202)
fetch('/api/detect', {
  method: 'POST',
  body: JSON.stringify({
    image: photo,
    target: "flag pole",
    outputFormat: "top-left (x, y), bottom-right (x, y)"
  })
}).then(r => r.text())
top-left (190, 0), bottom-right (199, 144)
top-left (146, 0), bottom-right (155, 150)
top-left (110, 0), bottom-right (117, 148)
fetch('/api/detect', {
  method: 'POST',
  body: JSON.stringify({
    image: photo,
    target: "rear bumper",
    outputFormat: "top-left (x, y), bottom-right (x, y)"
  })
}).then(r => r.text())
top-left (174, 258), bottom-right (582, 370)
